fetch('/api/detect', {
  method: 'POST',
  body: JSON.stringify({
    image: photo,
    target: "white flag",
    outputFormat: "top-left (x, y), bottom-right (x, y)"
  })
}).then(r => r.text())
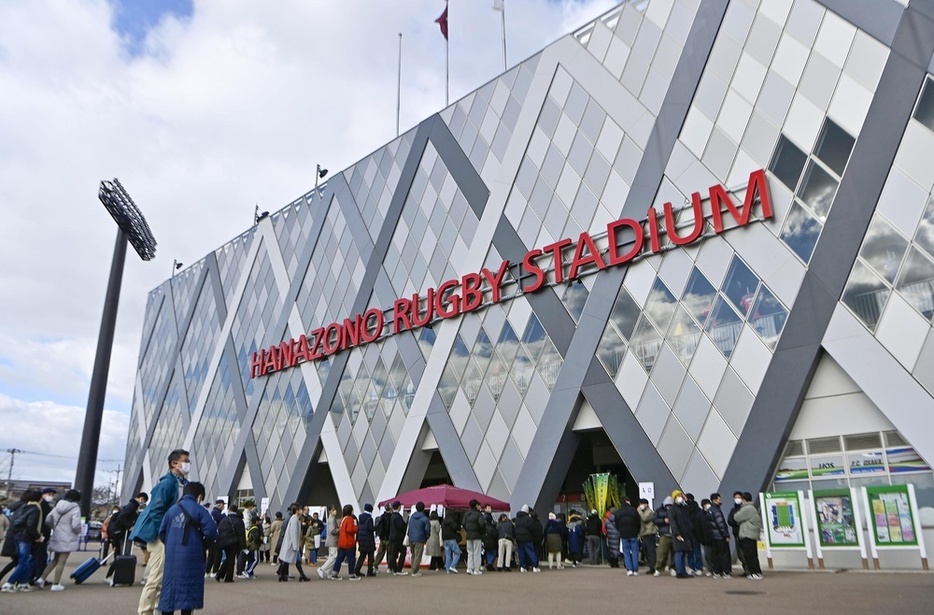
top-left (493, 0), bottom-right (504, 11)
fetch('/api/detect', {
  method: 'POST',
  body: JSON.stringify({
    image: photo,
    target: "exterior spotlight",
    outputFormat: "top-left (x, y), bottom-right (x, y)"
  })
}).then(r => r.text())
top-left (317, 165), bottom-right (328, 179)
top-left (172, 259), bottom-right (183, 277)
top-left (254, 204), bottom-right (269, 224)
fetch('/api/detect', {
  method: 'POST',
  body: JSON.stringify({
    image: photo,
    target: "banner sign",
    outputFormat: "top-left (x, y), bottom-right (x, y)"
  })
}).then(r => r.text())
top-left (813, 489), bottom-right (859, 547)
top-left (866, 484), bottom-right (918, 546)
top-left (765, 491), bottom-right (805, 547)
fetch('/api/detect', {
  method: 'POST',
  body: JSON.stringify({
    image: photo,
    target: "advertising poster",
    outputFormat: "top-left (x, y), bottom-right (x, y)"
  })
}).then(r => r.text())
top-left (765, 491), bottom-right (805, 547)
top-left (810, 454), bottom-right (846, 478)
top-left (866, 485), bottom-right (917, 546)
top-left (774, 457), bottom-right (808, 482)
top-left (886, 447), bottom-right (932, 474)
top-left (813, 489), bottom-right (859, 547)
top-left (849, 451), bottom-right (886, 475)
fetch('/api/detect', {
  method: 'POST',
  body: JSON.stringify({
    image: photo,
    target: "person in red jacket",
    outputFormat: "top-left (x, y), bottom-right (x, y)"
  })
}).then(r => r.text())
top-left (331, 505), bottom-right (360, 581)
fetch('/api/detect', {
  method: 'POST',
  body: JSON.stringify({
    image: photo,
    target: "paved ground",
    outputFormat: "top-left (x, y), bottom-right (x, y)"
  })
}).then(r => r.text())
top-left (2, 557), bottom-right (933, 615)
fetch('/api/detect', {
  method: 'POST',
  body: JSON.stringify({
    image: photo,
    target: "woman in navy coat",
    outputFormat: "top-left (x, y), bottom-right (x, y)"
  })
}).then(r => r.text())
top-left (158, 482), bottom-right (217, 615)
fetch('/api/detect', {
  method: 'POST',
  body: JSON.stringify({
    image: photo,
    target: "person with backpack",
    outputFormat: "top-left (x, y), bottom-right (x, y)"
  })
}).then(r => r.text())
top-left (238, 518), bottom-right (262, 579)
top-left (2, 490), bottom-right (42, 592)
top-left (373, 507), bottom-right (392, 573)
top-left (214, 504), bottom-right (245, 583)
top-left (354, 504), bottom-right (376, 578)
top-left (157, 482), bottom-right (217, 615)
top-left (305, 512), bottom-right (322, 566)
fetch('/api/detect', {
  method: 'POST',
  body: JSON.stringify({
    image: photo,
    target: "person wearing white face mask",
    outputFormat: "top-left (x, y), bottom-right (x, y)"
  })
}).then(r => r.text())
top-left (131, 448), bottom-right (191, 615)
top-left (727, 491), bottom-right (749, 576)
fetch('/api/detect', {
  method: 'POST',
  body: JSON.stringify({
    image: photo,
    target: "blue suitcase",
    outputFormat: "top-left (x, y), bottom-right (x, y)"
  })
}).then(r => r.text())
top-left (71, 552), bottom-right (113, 584)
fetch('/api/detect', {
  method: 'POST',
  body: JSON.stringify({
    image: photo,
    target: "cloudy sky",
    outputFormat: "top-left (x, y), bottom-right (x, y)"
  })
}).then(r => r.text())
top-left (0, 0), bottom-right (615, 490)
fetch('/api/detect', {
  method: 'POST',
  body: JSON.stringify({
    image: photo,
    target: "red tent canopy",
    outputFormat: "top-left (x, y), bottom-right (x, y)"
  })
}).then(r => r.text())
top-left (377, 484), bottom-right (510, 511)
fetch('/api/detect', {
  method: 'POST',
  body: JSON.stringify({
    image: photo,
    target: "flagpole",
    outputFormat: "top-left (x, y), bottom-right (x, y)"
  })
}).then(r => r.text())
top-left (500, 0), bottom-right (507, 71)
top-left (397, 32), bottom-right (402, 137)
top-left (445, 0), bottom-right (450, 106)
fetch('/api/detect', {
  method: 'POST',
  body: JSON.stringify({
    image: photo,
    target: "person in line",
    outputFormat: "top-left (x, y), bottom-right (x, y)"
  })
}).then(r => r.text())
top-left (426, 510), bottom-right (443, 571)
top-left (31, 488), bottom-right (56, 584)
top-left (354, 504), bottom-right (377, 577)
top-left (728, 490), bottom-right (749, 576)
top-left (205, 500), bottom-right (225, 576)
top-left (544, 512), bottom-right (566, 570)
top-left (317, 506), bottom-right (340, 579)
top-left (269, 511), bottom-right (283, 565)
top-left (513, 505), bottom-right (541, 573)
top-left (259, 515), bottom-right (272, 563)
top-left (0, 496), bottom-right (23, 588)
top-left (276, 503), bottom-right (310, 582)
top-left (305, 512), bottom-right (322, 566)
top-left (373, 507), bottom-right (392, 573)
top-left (441, 511), bottom-right (461, 574)
top-left (668, 490), bottom-right (694, 579)
top-left (637, 498), bottom-right (657, 576)
top-left (331, 504), bottom-right (360, 581)
top-left (214, 504), bottom-right (245, 583)
top-left (101, 505), bottom-right (120, 560)
top-left (3, 490), bottom-right (42, 592)
top-left (685, 493), bottom-right (705, 575)
top-left (131, 448), bottom-right (191, 615)
top-left (654, 496), bottom-right (674, 576)
top-left (157, 481), bottom-right (217, 615)
top-left (566, 510), bottom-right (584, 567)
top-left (38, 489), bottom-right (82, 591)
top-left (463, 499), bottom-right (486, 575)
top-left (482, 505), bottom-right (498, 572)
top-left (496, 513), bottom-right (515, 571)
top-left (706, 495), bottom-right (732, 578)
top-left (603, 509), bottom-right (620, 568)
top-left (615, 497), bottom-right (641, 576)
top-left (584, 509), bottom-right (603, 565)
top-left (407, 502), bottom-right (430, 577)
top-left (733, 492), bottom-right (764, 580)
top-left (387, 501), bottom-right (408, 576)
top-left (106, 492), bottom-right (150, 580)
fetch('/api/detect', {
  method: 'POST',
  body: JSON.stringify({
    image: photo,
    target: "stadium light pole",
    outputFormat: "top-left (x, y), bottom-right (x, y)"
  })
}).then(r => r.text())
top-left (75, 179), bottom-right (156, 519)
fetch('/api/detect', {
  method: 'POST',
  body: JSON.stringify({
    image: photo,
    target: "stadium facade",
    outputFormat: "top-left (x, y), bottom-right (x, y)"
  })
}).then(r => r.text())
top-left (124, 0), bottom-right (934, 557)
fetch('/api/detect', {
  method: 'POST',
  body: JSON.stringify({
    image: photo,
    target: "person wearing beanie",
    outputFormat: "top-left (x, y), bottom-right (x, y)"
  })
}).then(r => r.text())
top-left (543, 512), bottom-right (567, 570)
top-left (669, 490), bottom-right (694, 578)
top-left (514, 506), bottom-right (541, 572)
top-left (354, 504), bottom-right (377, 577)
top-left (585, 509), bottom-right (603, 565)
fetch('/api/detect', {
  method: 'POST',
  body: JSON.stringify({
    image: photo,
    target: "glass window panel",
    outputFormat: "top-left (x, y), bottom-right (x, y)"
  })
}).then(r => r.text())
top-left (722, 257), bottom-right (759, 317)
top-left (668, 306), bottom-right (702, 364)
top-left (609, 287), bottom-right (641, 340)
top-left (447, 335), bottom-right (471, 382)
top-left (769, 135), bottom-right (808, 191)
top-left (485, 354), bottom-right (508, 399)
top-left (858, 216), bottom-right (909, 284)
top-left (644, 278), bottom-right (678, 332)
top-left (781, 202), bottom-right (823, 263)
top-left (814, 119), bottom-right (855, 176)
top-left (522, 315), bottom-right (548, 363)
top-left (842, 260), bottom-right (890, 330)
top-left (682, 268), bottom-right (717, 327)
top-left (596, 324), bottom-right (626, 378)
top-left (749, 287), bottom-right (788, 349)
top-left (561, 280), bottom-right (589, 323)
top-left (417, 326), bottom-right (436, 360)
top-left (915, 196), bottom-right (934, 259)
top-left (510, 345), bottom-right (534, 396)
top-left (462, 357), bottom-right (483, 404)
top-left (631, 316), bottom-right (663, 371)
top-left (536, 338), bottom-right (563, 390)
top-left (913, 76), bottom-right (934, 132)
top-left (437, 364), bottom-right (459, 409)
top-left (894, 247), bottom-right (934, 320)
top-left (798, 160), bottom-right (838, 219)
top-left (402, 376), bottom-right (416, 412)
top-left (705, 296), bottom-right (742, 357)
top-left (497, 322), bottom-right (521, 367)
top-left (472, 329), bottom-right (494, 380)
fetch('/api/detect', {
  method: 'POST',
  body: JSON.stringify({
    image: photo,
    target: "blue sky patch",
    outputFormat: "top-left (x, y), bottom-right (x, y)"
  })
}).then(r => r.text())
top-left (111, 0), bottom-right (193, 56)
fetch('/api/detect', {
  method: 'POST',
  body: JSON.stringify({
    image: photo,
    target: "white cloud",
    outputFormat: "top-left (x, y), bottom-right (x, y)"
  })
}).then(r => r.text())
top-left (0, 0), bottom-right (615, 477)
top-left (0, 393), bottom-right (129, 488)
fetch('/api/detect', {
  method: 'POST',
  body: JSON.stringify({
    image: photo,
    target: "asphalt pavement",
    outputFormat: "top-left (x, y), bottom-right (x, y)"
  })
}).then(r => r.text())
top-left (2, 556), bottom-right (932, 615)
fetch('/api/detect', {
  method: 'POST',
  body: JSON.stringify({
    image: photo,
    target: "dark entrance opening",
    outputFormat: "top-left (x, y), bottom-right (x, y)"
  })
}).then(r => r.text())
top-left (556, 429), bottom-right (636, 515)
top-left (419, 450), bottom-right (452, 488)
top-left (298, 458), bottom-right (340, 509)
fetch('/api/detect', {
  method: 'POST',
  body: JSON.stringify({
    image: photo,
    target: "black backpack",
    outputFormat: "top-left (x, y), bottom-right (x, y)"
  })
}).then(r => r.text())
top-left (216, 515), bottom-right (237, 548)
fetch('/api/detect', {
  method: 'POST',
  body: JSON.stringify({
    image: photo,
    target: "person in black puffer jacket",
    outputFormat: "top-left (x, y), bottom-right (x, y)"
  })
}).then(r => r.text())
top-left (441, 512), bottom-right (462, 573)
top-left (4, 490), bottom-right (42, 592)
top-left (462, 500), bottom-right (486, 575)
top-left (668, 491), bottom-right (694, 579)
top-left (614, 498), bottom-right (641, 575)
top-left (584, 510), bottom-right (603, 565)
top-left (513, 506), bottom-right (540, 572)
top-left (0, 497), bottom-right (26, 587)
top-left (215, 505), bottom-right (246, 583)
top-left (354, 504), bottom-right (377, 577)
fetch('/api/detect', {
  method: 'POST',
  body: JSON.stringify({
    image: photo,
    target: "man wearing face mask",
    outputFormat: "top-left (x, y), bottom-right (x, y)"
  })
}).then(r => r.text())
top-left (131, 449), bottom-right (190, 615)
top-left (727, 491), bottom-right (749, 576)
top-left (667, 490), bottom-right (694, 579)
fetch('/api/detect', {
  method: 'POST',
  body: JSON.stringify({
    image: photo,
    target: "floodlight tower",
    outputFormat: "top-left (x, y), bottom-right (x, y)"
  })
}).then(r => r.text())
top-left (75, 179), bottom-right (156, 518)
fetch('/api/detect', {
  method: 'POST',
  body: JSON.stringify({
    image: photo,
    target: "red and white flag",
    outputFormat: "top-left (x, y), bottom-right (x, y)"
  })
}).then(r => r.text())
top-left (435, 6), bottom-right (449, 40)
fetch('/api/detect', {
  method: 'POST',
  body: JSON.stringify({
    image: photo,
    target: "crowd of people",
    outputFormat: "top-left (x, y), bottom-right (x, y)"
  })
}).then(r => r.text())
top-left (1, 448), bottom-right (767, 615)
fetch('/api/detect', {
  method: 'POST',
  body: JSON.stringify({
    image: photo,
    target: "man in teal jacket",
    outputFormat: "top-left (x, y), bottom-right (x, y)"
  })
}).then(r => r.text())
top-left (131, 448), bottom-right (190, 615)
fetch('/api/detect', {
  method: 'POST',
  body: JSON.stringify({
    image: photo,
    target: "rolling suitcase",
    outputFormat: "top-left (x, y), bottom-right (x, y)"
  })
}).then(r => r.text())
top-left (71, 552), bottom-right (113, 584)
top-left (110, 536), bottom-right (137, 587)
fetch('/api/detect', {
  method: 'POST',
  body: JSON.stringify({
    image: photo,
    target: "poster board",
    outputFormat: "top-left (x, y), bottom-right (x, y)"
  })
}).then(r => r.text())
top-left (761, 491), bottom-right (813, 569)
top-left (809, 488), bottom-right (867, 569)
top-left (860, 484), bottom-right (929, 570)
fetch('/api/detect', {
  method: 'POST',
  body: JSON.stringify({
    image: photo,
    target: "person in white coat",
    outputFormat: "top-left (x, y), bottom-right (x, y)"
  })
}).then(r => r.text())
top-left (38, 490), bottom-right (82, 591)
top-left (276, 504), bottom-right (309, 582)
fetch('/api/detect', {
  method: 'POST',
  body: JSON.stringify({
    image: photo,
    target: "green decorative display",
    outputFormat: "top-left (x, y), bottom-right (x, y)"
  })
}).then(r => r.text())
top-left (866, 484), bottom-right (918, 547)
top-left (813, 489), bottom-right (859, 547)
top-left (583, 473), bottom-right (621, 519)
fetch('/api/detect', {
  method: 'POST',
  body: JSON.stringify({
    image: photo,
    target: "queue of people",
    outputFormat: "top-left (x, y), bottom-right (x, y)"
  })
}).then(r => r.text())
top-left (1, 448), bottom-right (767, 615)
